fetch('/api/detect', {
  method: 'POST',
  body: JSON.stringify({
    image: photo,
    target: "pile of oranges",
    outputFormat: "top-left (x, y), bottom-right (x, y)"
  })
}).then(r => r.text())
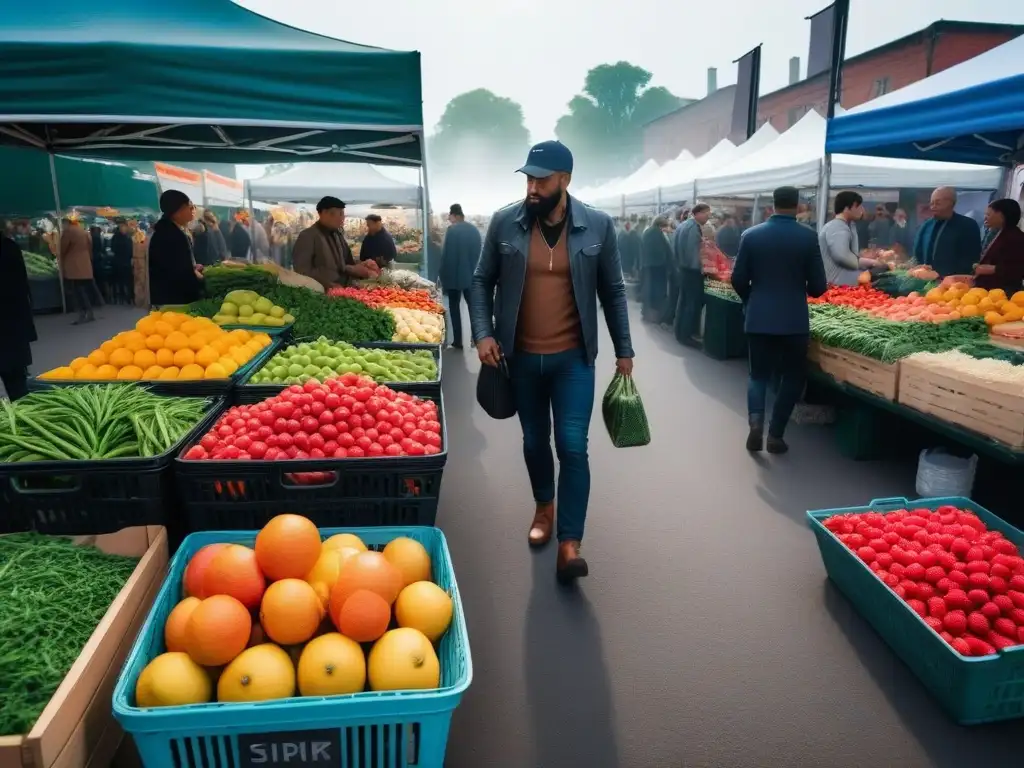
top-left (923, 285), bottom-right (1024, 326)
top-left (40, 311), bottom-right (272, 381)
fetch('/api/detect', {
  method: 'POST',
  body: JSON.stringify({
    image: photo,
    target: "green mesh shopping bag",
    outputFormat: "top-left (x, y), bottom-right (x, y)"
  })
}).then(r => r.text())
top-left (601, 373), bottom-right (651, 448)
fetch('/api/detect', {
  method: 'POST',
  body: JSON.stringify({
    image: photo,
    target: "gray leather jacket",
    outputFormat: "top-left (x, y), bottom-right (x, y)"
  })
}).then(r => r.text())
top-left (470, 195), bottom-right (634, 364)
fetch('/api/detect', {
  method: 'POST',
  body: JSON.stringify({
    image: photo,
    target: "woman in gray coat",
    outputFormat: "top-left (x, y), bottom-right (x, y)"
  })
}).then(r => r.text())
top-left (438, 204), bottom-right (482, 348)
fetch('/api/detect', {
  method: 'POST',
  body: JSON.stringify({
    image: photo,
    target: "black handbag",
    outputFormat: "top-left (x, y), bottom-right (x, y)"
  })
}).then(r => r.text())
top-left (476, 357), bottom-right (517, 419)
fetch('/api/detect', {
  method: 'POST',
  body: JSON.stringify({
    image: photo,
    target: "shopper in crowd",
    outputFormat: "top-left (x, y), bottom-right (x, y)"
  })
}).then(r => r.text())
top-left (229, 213), bottom-right (252, 261)
top-left (89, 225), bottom-right (107, 301)
top-left (0, 230), bottom-right (37, 400)
top-left (716, 215), bottom-right (741, 258)
top-left (438, 204), bottom-right (481, 349)
top-left (191, 219), bottom-right (211, 266)
top-left (890, 208), bottom-right (914, 255)
top-left (360, 213), bottom-right (398, 269)
top-left (148, 190), bottom-right (203, 307)
top-left (672, 202), bottom-right (710, 347)
top-left (59, 216), bottom-right (96, 325)
top-left (618, 221), bottom-right (641, 279)
top-left (110, 219), bottom-right (135, 305)
top-left (203, 210), bottom-right (229, 263)
top-left (868, 205), bottom-right (894, 247)
top-left (471, 140), bottom-right (634, 582)
top-left (974, 199), bottom-right (1024, 293)
top-left (293, 196), bottom-right (377, 291)
top-left (639, 216), bottom-right (671, 323)
top-left (731, 185), bottom-right (827, 454)
top-left (819, 191), bottom-right (882, 286)
top-left (245, 211), bottom-right (270, 262)
top-left (914, 186), bottom-right (981, 277)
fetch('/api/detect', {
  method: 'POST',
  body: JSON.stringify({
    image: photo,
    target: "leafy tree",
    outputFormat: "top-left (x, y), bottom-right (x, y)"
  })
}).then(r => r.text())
top-left (428, 89), bottom-right (531, 171)
top-left (555, 62), bottom-right (687, 185)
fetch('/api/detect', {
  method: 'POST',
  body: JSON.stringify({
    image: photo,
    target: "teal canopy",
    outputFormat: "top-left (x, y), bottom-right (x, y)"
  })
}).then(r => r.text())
top-left (0, 0), bottom-right (424, 166)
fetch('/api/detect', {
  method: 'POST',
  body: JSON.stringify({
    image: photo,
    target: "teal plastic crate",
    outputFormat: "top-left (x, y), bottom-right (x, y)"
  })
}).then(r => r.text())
top-left (807, 496), bottom-right (1024, 724)
top-left (113, 526), bottom-right (472, 767)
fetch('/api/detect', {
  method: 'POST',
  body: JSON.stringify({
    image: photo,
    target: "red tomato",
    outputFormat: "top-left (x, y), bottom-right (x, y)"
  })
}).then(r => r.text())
top-left (348, 446), bottom-right (365, 458)
top-left (184, 445), bottom-right (206, 460)
top-left (249, 441), bottom-right (267, 459)
top-left (319, 424), bottom-right (339, 441)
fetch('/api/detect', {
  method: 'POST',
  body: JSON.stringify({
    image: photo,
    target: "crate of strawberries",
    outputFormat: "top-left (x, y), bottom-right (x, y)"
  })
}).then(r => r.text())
top-left (176, 375), bottom-right (446, 531)
top-left (808, 497), bottom-right (1024, 725)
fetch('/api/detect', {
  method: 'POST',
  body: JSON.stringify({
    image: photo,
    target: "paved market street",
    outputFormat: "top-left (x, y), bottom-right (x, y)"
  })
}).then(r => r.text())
top-left (18, 302), bottom-right (1024, 768)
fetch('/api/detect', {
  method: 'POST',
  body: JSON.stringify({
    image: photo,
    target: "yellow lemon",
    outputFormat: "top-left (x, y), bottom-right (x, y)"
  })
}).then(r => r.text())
top-left (218, 644), bottom-right (296, 703)
top-left (135, 652), bottom-right (212, 708)
top-left (204, 362), bottom-right (228, 379)
top-left (297, 634), bottom-right (366, 697)
top-left (217, 356), bottom-right (239, 375)
top-left (178, 363), bottom-right (205, 380)
top-left (117, 365), bottom-right (143, 381)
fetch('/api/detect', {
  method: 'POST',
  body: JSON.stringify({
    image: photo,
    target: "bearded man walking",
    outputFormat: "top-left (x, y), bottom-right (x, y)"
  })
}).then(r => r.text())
top-left (471, 141), bottom-right (635, 583)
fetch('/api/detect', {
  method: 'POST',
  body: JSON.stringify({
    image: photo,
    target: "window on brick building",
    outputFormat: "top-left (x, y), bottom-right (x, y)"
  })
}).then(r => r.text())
top-left (871, 77), bottom-right (891, 98)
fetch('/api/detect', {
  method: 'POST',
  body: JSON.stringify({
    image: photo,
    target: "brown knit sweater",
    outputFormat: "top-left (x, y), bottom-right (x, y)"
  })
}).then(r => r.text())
top-left (516, 223), bottom-right (581, 354)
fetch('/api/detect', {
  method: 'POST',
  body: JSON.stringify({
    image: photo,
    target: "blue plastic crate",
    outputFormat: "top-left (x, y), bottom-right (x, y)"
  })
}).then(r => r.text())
top-left (807, 496), bottom-right (1024, 725)
top-left (113, 526), bottom-right (472, 767)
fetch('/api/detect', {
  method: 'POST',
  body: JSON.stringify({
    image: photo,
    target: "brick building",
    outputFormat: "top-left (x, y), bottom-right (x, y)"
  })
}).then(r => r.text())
top-left (643, 20), bottom-right (1024, 163)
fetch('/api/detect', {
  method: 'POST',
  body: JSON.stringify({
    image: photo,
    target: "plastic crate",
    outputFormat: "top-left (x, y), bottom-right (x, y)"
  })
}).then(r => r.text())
top-left (363, 341), bottom-right (443, 353)
top-left (702, 292), bottom-right (747, 361)
top-left (175, 394), bottom-right (447, 532)
top-left (220, 322), bottom-right (294, 338)
top-left (807, 496), bottom-right (1024, 725)
top-left (113, 525), bottom-right (472, 768)
top-left (0, 398), bottom-right (223, 536)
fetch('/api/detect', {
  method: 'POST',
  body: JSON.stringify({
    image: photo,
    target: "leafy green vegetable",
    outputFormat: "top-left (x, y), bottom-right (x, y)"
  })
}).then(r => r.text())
top-left (201, 265), bottom-right (278, 300)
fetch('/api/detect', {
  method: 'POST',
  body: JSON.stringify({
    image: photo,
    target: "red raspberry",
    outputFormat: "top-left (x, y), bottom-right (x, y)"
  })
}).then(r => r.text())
top-left (963, 636), bottom-right (996, 657)
top-left (868, 538), bottom-right (890, 553)
top-left (991, 563), bottom-right (1012, 579)
top-left (992, 539), bottom-right (1018, 556)
top-left (966, 546), bottom-right (985, 562)
top-left (940, 631), bottom-right (954, 643)
top-left (900, 580), bottom-right (919, 599)
top-left (935, 577), bottom-right (953, 594)
top-left (857, 546), bottom-right (877, 564)
top-left (882, 572), bottom-right (899, 587)
top-left (1010, 575), bottom-right (1024, 591)
top-left (993, 595), bottom-right (1015, 615)
top-left (876, 553), bottom-right (894, 570)
top-left (989, 576), bottom-right (1008, 594)
top-left (980, 602), bottom-right (1002, 621)
top-left (936, 552), bottom-right (957, 570)
top-left (993, 617), bottom-right (1017, 638)
top-left (950, 637), bottom-right (971, 655)
top-left (944, 589), bottom-right (971, 611)
top-left (915, 582), bottom-right (936, 601)
top-left (947, 570), bottom-right (969, 587)
top-left (988, 631), bottom-right (1017, 651)
top-left (924, 616), bottom-right (943, 632)
top-left (904, 563), bottom-right (926, 580)
top-left (924, 566), bottom-right (946, 584)
top-left (1009, 591), bottom-right (1024, 609)
top-left (942, 610), bottom-right (967, 636)
top-left (950, 539), bottom-right (971, 558)
top-left (967, 572), bottom-right (990, 590)
top-left (965, 560), bottom-right (990, 574)
top-left (890, 562), bottom-right (906, 578)
top-left (907, 599), bottom-right (927, 619)
top-left (894, 585), bottom-right (907, 599)
top-left (917, 550), bottom-right (938, 568)
top-left (1010, 608), bottom-right (1024, 626)
top-left (927, 597), bottom-right (948, 619)
top-left (967, 612), bottom-right (990, 635)
top-left (968, 589), bottom-right (990, 607)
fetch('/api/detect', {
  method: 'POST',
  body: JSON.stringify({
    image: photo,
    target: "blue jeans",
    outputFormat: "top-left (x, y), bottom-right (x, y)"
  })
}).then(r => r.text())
top-left (510, 348), bottom-right (596, 542)
top-left (747, 333), bottom-right (808, 438)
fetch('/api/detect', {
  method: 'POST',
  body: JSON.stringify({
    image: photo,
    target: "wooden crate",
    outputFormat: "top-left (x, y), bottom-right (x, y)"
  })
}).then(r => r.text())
top-left (898, 359), bottom-right (1024, 449)
top-left (808, 341), bottom-right (901, 401)
top-left (0, 527), bottom-right (168, 768)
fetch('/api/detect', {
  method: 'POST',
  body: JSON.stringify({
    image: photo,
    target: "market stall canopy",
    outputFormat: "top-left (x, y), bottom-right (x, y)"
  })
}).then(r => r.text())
top-left (622, 150), bottom-right (697, 209)
top-left (247, 163), bottom-right (421, 207)
top-left (0, 0), bottom-right (424, 166)
top-left (697, 110), bottom-right (1002, 197)
top-left (826, 34), bottom-right (1024, 166)
top-left (652, 141), bottom-right (736, 203)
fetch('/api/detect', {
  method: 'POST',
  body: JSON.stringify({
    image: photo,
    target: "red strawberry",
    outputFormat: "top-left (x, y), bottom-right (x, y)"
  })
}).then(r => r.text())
top-left (963, 636), bottom-right (996, 657)
top-left (967, 572), bottom-right (990, 590)
top-left (1010, 575), bottom-right (1024, 591)
top-left (993, 594), bottom-right (1015, 615)
top-left (965, 560), bottom-right (991, 574)
top-left (924, 616), bottom-right (943, 632)
top-left (968, 589), bottom-right (990, 607)
top-left (967, 612), bottom-right (990, 635)
top-left (944, 589), bottom-right (971, 611)
top-left (950, 637), bottom-right (971, 655)
top-left (993, 617), bottom-right (1017, 638)
top-left (943, 610), bottom-right (968, 636)
top-left (904, 563), bottom-right (926, 581)
top-left (980, 602), bottom-right (1002, 621)
top-left (1009, 591), bottom-right (1024, 609)
top-left (928, 597), bottom-right (948, 619)
top-left (947, 570), bottom-right (969, 587)
top-left (988, 631), bottom-right (1016, 651)
top-left (907, 599), bottom-right (928, 619)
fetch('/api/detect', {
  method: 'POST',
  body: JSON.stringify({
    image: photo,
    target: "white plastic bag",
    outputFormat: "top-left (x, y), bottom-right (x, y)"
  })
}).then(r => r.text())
top-left (915, 448), bottom-right (978, 498)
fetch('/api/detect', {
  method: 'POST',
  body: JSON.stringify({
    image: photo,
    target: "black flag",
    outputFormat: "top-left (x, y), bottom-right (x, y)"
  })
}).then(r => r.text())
top-left (806, 1), bottom-right (851, 118)
top-left (731, 45), bottom-right (762, 141)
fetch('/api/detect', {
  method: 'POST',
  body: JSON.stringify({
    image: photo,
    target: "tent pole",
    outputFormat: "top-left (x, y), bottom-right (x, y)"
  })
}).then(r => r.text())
top-left (418, 137), bottom-right (433, 280)
top-left (48, 152), bottom-right (67, 314)
top-left (815, 155), bottom-right (832, 233)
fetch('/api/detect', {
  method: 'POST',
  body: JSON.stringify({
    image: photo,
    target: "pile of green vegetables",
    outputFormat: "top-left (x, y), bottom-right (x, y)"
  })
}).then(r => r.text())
top-left (958, 340), bottom-right (1024, 366)
top-left (0, 533), bottom-right (139, 735)
top-left (704, 278), bottom-right (741, 303)
top-left (23, 251), bottom-right (58, 278)
top-left (0, 385), bottom-right (210, 463)
top-left (248, 336), bottom-right (438, 386)
top-left (871, 270), bottom-right (937, 297)
top-left (809, 305), bottom-right (988, 363)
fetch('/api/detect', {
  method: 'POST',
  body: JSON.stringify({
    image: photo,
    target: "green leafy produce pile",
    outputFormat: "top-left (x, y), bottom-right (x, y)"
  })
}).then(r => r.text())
top-left (704, 278), bottom-right (741, 302)
top-left (957, 340), bottom-right (1024, 366)
top-left (249, 336), bottom-right (438, 386)
top-left (201, 265), bottom-right (278, 300)
top-left (809, 304), bottom-right (988, 363)
top-left (0, 385), bottom-right (210, 463)
top-left (23, 251), bottom-right (58, 278)
top-left (871, 270), bottom-right (935, 297)
top-left (0, 533), bottom-right (139, 735)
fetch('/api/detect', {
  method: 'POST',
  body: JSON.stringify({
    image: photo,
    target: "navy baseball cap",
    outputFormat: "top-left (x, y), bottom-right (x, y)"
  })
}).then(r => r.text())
top-left (517, 140), bottom-right (573, 178)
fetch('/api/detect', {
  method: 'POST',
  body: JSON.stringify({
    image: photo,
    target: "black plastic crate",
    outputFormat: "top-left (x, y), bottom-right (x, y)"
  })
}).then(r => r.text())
top-left (702, 292), bottom-right (747, 361)
top-left (0, 399), bottom-right (223, 536)
top-left (175, 393), bottom-right (447, 533)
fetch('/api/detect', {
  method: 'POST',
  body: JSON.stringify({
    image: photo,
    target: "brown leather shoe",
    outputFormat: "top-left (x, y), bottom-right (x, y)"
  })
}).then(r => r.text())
top-left (528, 503), bottom-right (554, 547)
top-left (556, 540), bottom-right (589, 582)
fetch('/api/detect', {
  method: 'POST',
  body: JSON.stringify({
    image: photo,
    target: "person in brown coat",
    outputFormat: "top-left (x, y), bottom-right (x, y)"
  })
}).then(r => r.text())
top-left (59, 216), bottom-right (96, 324)
top-left (974, 199), bottom-right (1024, 293)
top-left (292, 196), bottom-right (376, 290)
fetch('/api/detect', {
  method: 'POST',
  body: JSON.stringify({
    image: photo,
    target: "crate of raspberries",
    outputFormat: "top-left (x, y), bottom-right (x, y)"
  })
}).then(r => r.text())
top-left (808, 497), bottom-right (1024, 725)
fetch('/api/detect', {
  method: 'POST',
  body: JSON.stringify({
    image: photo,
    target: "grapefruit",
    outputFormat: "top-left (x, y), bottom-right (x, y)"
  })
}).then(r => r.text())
top-left (183, 543), bottom-right (229, 598)
top-left (382, 537), bottom-right (432, 587)
top-left (332, 589), bottom-right (391, 643)
top-left (259, 578), bottom-right (323, 646)
top-left (203, 545), bottom-right (266, 609)
top-left (297, 633), bottom-right (366, 697)
top-left (330, 551), bottom-right (403, 614)
top-left (255, 514), bottom-right (322, 581)
top-left (323, 533), bottom-right (367, 553)
top-left (394, 582), bottom-right (453, 643)
top-left (368, 628), bottom-right (440, 692)
top-left (135, 652), bottom-right (212, 707)
top-left (184, 595), bottom-right (251, 667)
top-left (164, 596), bottom-right (202, 652)
top-left (218, 644), bottom-right (296, 703)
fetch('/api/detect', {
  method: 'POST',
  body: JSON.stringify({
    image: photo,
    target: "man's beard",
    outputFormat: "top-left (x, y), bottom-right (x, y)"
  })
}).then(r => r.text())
top-left (526, 189), bottom-right (563, 219)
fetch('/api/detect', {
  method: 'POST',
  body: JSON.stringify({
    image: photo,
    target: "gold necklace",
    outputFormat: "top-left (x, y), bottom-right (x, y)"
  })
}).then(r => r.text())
top-left (537, 218), bottom-right (564, 271)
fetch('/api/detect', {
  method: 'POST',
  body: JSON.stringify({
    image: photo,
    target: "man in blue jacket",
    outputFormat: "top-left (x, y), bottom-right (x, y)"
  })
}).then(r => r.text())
top-left (913, 187), bottom-right (982, 277)
top-left (672, 203), bottom-right (709, 347)
top-left (438, 204), bottom-right (481, 349)
top-left (731, 186), bottom-right (827, 454)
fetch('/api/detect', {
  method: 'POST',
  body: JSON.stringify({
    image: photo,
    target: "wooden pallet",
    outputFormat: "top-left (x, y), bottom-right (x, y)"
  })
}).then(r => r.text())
top-left (809, 341), bottom-right (901, 401)
top-left (898, 358), bottom-right (1024, 449)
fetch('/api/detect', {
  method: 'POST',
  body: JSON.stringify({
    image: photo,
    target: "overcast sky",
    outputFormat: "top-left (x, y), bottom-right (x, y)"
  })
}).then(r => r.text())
top-left (238, 0), bottom-right (1024, 141)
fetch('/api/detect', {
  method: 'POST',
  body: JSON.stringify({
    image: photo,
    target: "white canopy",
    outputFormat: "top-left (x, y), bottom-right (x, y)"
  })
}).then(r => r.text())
top-left (696, 110), bottom-right (1002, 197)
top-left (247, 163), bottom-right (421, 207)
top-left (621, 150), bottom-right (697, 208)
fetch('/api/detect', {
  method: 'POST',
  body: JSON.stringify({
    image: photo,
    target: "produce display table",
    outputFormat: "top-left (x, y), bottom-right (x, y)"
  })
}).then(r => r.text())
top-left (808, 341), bottom-right (900, 402)
top-left (702, 291), bottom-right (746, 361)
top-left (29, 277), bottom-right (63, 314)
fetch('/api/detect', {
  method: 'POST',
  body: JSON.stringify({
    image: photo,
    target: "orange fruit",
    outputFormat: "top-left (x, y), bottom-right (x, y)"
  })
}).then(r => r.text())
top-left (173, 348), bottom-right (195, 367)
top-left (184, 543), bottom-right (230, 599)
top-left (136, 316), bottom-right (159, 335)
top-left (133, 349), bottom-right (157, 369)
top-left (985, 311), bottom-right (1005, 326)
top-left (75, 364), bottom-right (98, 379)
top-left (332, 589), bottom-right (390, 643)
top-left (188, 333), bottom-right (208, 352)
top-left (324, 533), bottom-right (367, 553)
top-left (180, 319), bottom-right (203, 335)
top-left (960, 304), bottom-right (980, 317)
top-left (178, 363), bottom-right (205, 380)
top-left (297, 633), bottom-right (366, 697)
top-left (99, 339), bottom-right (119, 356)
top-left (94, 364), bottom-right (118, 380)
top-left (86, 349), bottom-right (108, 366)
top-left (159, 366), bottom-right (180, 380)
top-left (210, 337), bottom-right (231, 355)
top-left (141, 365), bottom-right (164, 379)
top-left (154, 320), bottom-right (174, 337)
top-left (330, 551), bottom-right (403, 611)
top-left (195, 345), bottom-right (219, 367)
top-left (1012, 290), bottom-right (1024, 307)
top-left (165, 331), bottom-right (189, 352)
top-left (204, 362), bottom-right (228, 379)
top-left (123, 332), bottom-right (146, 352)
top-left (69, 356), bottom-right (88, 371)
top-left (218, 357), bottom-right (239, 375)
top-left (394, 581), bottom-right (453, 643)
top-left (382, 537), bottom-right (432, 588)
top-left (204, 545), bottom-right (266, 609)
top-left (117, 365), bottom-right (143, 380)
top-left (184, 595), bottom-right (251, 667)
top-left (145, 334), bottom-right (165, 351)
top-left (155, 348), bottom-right (175, 366)
top-left (161, 311), bottom-right (187, 327)
top-left (230, 347), bottom-right (251, 365)
top-left (165, 596), bottom-right (202, 652)
top-left (109, 348), bottom-right (134, 368)
top-left (254, 514), bottom-right (322, 581)
top-left (259, 579), bottom-right (324, 646)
